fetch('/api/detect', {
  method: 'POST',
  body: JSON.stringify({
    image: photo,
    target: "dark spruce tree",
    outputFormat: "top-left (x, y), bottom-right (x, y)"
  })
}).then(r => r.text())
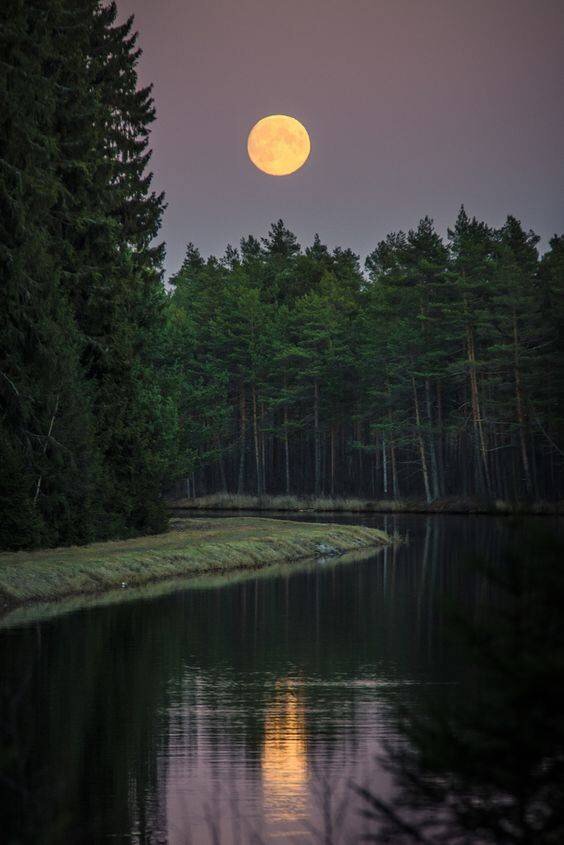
top-left (0, 0), bottom-right (101, 548)
top-left (78, 2), bottom-right (174, 535)
top-left (0, 1), bottom-right (176, 549)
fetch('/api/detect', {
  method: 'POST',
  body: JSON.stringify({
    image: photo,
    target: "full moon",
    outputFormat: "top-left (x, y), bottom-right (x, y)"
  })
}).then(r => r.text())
top-left (247, 115), bottom-right (311, 176)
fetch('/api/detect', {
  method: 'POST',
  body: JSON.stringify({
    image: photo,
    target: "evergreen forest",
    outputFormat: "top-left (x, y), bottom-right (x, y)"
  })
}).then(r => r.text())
top-left (2, 1), bottom-right (563, 551)
top-left (168, 217), bottom-right (564, 505)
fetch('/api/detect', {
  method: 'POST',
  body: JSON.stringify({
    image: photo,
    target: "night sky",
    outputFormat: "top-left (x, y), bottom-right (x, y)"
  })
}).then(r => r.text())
top-left (119, 0), bottom-right (564, 277)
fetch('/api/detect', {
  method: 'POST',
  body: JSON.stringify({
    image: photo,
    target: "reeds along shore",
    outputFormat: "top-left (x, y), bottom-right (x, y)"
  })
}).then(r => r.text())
top-left (169, 494), bottom-right (564, 515)
top-left (0, 517), bottom-right (392, 610)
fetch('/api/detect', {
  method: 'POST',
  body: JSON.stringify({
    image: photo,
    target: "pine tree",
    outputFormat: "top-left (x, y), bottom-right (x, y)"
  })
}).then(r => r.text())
top-left (168, 217), bottom-right (563, 504)
top-left (447, 207), bottom-right (497, 496)
top-left (537, 236), bottom-right (564, 490)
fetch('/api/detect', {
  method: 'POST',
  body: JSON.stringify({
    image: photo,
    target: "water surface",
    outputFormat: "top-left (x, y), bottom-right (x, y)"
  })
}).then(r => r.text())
top-left (0, 514), bottom-right (535, 843)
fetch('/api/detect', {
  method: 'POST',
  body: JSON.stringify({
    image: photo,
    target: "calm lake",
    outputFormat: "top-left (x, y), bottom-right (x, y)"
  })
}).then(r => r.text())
top-left (0, 513), bottom-right (553, 843)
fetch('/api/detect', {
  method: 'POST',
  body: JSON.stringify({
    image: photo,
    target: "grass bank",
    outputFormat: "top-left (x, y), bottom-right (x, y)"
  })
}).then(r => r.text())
top-left (169, 494), bottom-right (564, 516)
top-left (0, 517), bottom-right (391, 612)
top-left (0, 545), bottom-right (380, 630)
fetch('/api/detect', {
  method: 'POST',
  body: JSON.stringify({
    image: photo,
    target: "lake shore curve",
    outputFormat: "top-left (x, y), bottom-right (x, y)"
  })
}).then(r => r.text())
top-left (0, 517), bottom-right (393, 612)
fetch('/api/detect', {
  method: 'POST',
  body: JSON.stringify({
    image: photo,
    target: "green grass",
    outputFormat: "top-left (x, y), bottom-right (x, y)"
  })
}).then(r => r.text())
top-left (0, 545), bottom-right (381, 630)
top-left (0, 516), bottom-right (391, 610)
top-left (170, 494), bottom-right (564, 515)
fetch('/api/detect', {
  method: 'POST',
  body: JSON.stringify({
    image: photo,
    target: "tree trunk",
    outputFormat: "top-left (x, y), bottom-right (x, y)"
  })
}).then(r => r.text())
top-left (34, 394), bottom-right (60, 505)
top-left (412, 377), bottom-right (432, 503)
top-left (238, 382), bottom-right (246, 494)
top-left (283, 404), bottom-right (291, 494)
top-left (330, 425), bottom-right (336, 497)
top-left (314, 379), bottom-right (321, 496)
top-left (260, 400), bottom-right (267, 493)
top-left (436, 380), bottom-right (445, 494)
top-left (425, 378), bottom-right (441, 499)
top-left (512, 307), bottom-right (532, 495)
top-left (386, 388), bottom-right (400, 499)
top-left (215, 436), bottom-right (227, 492)
top-left (466, 324), bottom-right (491, 496)
top-left (356, 420), bottom-right (364, 492)
top-left (252, 384), bottom-right (263, 496)
top-left (390, 437), bottom-right (400, 499)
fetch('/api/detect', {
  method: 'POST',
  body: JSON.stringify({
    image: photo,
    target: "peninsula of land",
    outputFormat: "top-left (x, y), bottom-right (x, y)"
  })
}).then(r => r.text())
top-left (0, 517), bottom-right (392, 612)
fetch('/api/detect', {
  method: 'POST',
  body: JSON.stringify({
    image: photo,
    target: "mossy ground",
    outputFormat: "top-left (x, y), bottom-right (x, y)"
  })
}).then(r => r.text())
top-left (0, 517), bottom-right (391, 610)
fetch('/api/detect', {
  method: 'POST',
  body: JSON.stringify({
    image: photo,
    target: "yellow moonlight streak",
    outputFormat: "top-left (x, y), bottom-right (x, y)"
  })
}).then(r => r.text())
top-left (247, 115), bottom-right (310, 176)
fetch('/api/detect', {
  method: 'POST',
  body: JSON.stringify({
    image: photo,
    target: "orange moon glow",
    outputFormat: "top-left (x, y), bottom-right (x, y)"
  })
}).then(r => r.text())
top-left (247, 115), bottom-right (311, 176)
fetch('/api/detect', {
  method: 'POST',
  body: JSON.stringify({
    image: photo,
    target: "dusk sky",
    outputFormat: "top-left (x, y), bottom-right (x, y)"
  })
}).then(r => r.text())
top-left (119, 0), bottom-right (564, 277)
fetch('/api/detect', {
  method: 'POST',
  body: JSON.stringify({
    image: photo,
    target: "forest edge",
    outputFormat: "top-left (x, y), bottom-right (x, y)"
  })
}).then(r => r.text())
top-left (169, 494), bottom-right (564, 515)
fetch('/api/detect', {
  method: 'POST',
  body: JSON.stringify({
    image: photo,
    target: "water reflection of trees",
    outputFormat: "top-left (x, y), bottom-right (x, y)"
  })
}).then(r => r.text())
top-left (0, 600), bottom-right (177, 843)
top-left (1, 516), bottom-right (540, 843)
top-left (357, 526), bottom-right (564, 844)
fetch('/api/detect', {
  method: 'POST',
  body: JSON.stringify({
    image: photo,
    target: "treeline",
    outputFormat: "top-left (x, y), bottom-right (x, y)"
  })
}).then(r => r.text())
top-left (1, 1), bottom-right (178, 549)
top-left (168, 216), bottom-right (564, 503)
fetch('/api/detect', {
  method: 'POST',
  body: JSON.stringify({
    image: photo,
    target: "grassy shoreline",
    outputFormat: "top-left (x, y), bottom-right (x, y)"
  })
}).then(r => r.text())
top-left (0, 517), bottom-right (391, 612)
top-left (0, 545), bottom-right (381, 630)
top-left (169, 494), bottom-right (564, 516)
